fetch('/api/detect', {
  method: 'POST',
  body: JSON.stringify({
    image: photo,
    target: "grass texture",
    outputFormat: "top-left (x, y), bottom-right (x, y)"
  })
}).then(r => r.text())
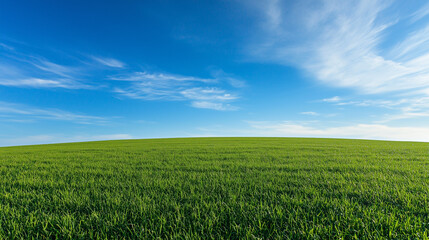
top-left (0, 137), bottom-right (428, 239)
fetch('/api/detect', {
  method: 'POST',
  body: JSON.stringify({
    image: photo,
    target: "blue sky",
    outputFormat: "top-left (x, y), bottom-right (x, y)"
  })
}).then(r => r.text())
top-left (2, 0), bottom-right (429, 146)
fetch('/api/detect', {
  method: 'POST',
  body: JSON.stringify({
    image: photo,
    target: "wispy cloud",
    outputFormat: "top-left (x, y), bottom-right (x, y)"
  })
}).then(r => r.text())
top-left (191, 101), bottom-right (238, 111)
top-left (0, 78), bottom-right (88, 89)
top-left (0, 133), bottom-right (133, 147)
top-left (209, 69), bottom-right (246, 88)
top-left (0, 43), bottom-right (127, 90)
top-left (322, 96), bottom-right (342, 103)
top-left (0, 42), bottom-right (14, 51)
top-left (111, 70), bottom-right (243, 110)
top-left (246, 0), bottom-right (429, 95)
top-left (110, 71), bottom-right (214, 83)
top-left (91, 56), bottom-right (125, 68)
top-left (0, 43), bottom-right (90, 89)
top-left (30, 59), bottom-right (76, 78)
top-left (247, 120), bottom-right (429, 142)
top-left (300, 111), bottom-right (319, 116)
top-left (321, 95), bottom-right (429, 122)
top-left (0, 61), bottom-right (88, 89)
top-left (0, 41), bottom-right (245, 111)
top-left (410, 2), bottom-right (429, 23)
top-left (0, 101), bottom-right (107, 124)
top-left (181, 88), bottom-right (238, 101)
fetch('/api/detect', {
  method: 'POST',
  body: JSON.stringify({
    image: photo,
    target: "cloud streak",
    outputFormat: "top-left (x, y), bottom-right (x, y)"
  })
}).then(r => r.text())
top-left (322, 96), bottom-right (342, 103)
top-left (0, 101), bottom-right (107, 124)
top-left (410, 2), bottom-right (429, 23)
top-left (300, 111), bottom-right (319, 116)
top-left (247, 0), bottom-right (429, 95)
top-left (0, 42), bottom-right (126, 90)
top-left (0, 133), bottom-right (133, 147)
top-left (191, 101), bottom-right (238, 111)
top-left (91, 56), bottom-right (125, 68)
top-left (0, 41), bottom-right (245, 111)
top-left (111, 70), bottom-right (243, 111)
top-left (0, 78), bottom-right (88, 89)
top-left (321, 95), bottom-right (429, 122)
top-left (247, 121), bottom-right (429, 142)
top-left (0, 44), bottom-right (91, 89)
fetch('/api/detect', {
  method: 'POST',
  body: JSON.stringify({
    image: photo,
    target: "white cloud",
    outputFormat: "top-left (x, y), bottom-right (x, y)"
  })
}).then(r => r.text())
top-left (246, 0), bottom-right (429, 95)
top-left (92, 56), bottom-right (125, 68)
top-left (0, 45), bottom-right (90, 89)
top-left (31, 59), bottom-right (76, 78)
top-left (0, 42), bottom-right (14, 51)
top-left (389, 25), bottom-right (429, 61)
top-left (322, 96), bottom-right (342, 103)
top-left (72, 134), bottom-right (133, 141)
top-left (247, 121), bottom-right (429, 142)
top-left (1, 135), bottom-right (57, 146)
top-left (111, 71), bottom-right (213, 83)
top-left (0, 42), bottom-right (243, 111)
top-left (0, 133), bottom-right (133, 147)
top-left (181, 88), bottom-right (238, 101)
top-left (0, 60), bottom-right (88, 89)
top-left (111, 70), bottom-right (242, 110)
top-left (321, 95), bottom-right (429, 122)
top-left (0, 101), bottom-right (107, 124)
top-left (0, 43), bottom-right (130, 90)
top-left (300, 111), bottom-right (319, 116)
top-left (410, 2), bottom-right (429, 23)
top-left (191, 101), bottom-right (238, 111)
top-left (264, 0), bottom-right (282, 31)
top-left (0, 78), bottom-right (88, 89)
top-left (209, 69), bottom-right (246, 88)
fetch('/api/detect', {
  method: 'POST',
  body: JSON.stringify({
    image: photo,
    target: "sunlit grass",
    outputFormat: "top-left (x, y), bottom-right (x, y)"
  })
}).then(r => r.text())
top-left (0, 137), bottom-right (428, 239)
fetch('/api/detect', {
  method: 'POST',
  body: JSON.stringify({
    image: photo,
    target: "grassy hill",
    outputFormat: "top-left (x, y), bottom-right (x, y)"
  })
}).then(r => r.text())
top-left (0, 138), bottom-right (428, 239)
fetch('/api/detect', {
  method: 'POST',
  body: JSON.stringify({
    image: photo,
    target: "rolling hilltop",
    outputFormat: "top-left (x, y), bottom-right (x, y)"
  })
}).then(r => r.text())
top-left (0, 138), bottom-right (428, 239)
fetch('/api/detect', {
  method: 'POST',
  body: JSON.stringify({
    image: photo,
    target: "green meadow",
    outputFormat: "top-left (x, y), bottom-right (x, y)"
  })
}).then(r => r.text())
top-left (0, 137), bottom-right (428, 239)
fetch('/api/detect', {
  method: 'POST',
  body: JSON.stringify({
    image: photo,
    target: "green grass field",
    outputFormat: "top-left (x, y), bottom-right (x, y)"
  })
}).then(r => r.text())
top-left (0, 138), bottom-right (428, 239)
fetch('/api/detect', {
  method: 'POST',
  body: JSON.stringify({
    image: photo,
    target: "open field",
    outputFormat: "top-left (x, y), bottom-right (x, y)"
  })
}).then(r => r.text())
top-left (0, 137), bottom-right (428, 239)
